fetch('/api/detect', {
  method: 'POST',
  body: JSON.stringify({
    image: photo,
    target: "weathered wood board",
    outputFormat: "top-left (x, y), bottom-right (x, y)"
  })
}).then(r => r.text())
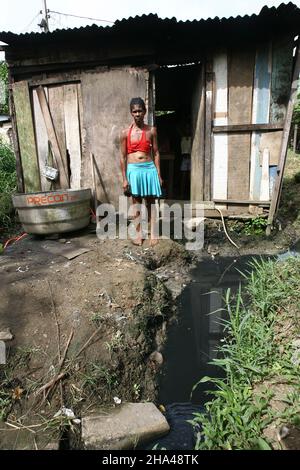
top-left (259, 130), bottom-right (282, 166)
top-left (48, 85), bottom-right (68, 189)
top-left (270, 36), bottom-right (293, 124)
top-left (204, 63), bottom-right (213, 201)
top-left (12, 81), bottom-right (41, 192)
top-left (264, 37), bottom-right (293, 197)
top-left (269, 165), bottom-right (278, 199)
top-left (80, 68), bottom-right (148, 206)
top-left (36, 86), bottom-right (69, 188)
top-left (260, 148), bottom-right (270, 201)
top-left (250, 43), bottom-right (272, 201)
top-left (33, 88), bottom-right (51, 191)
top-left (228, 49), bottom-right (255, 212)
top-left (191, 67), bottom-right (204, 202)
top-left (213, 52), bottom-right (228, 211)
top-left (63, 84), bottom-right (81, 189)
top-left (77, 83), bottom-right (86, 188)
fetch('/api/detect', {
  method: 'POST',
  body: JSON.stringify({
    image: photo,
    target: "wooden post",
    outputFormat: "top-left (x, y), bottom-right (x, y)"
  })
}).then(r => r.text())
top-left (90, 153), bottom-right (97, 215)
top-left (204, 60), bottom-right (213, 201)
top-left (8, 72), bottom-right (24, 193)
top-left (293, 123), bottom-right (298, 152)
top-left (191, 65), bottom-right (205, 202)
top-left (266, 42), bottom-right (300, 234)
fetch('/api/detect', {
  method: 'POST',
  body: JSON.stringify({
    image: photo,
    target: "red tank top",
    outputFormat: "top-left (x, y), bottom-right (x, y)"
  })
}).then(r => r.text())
top-left (127, 124), bottom-right (152, 154)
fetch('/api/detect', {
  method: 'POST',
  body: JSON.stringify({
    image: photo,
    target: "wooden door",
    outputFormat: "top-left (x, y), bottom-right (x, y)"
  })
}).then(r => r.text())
top-left (32, 83), bottom-right (82, 191)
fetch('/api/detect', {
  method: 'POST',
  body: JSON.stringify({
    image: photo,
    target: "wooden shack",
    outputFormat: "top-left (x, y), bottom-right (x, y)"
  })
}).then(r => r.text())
top-left (1, 2), bottom-right (299, 224)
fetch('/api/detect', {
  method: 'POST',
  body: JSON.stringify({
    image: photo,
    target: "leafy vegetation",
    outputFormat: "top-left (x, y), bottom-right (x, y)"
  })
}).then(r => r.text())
top-left (191, 257), bottom-right (300, 450)
top-left (278, 150), bottom-right (300, 230)
top-left (0, 346), bottom-right (39, 421)
top-left (292, 92), bottom-right (300, 126)
top-left (0, 61), bottom-right (8, 115)
top-left (242, 216), bottom-right (268, 236)
top-left (0, 138), bottom-right (17, 231)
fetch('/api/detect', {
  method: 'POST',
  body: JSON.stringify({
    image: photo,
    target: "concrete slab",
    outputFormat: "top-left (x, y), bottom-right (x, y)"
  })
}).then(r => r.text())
top-left (82, 402), bottom-right (170, 450)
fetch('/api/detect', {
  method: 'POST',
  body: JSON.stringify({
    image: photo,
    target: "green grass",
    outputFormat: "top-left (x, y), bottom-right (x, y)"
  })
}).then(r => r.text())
top-left (279, 149), bottom-right (300, 230)
top-left (191, 257), bottom-right (300, 450)
top-left (0, 346), bottom-right (39, 421)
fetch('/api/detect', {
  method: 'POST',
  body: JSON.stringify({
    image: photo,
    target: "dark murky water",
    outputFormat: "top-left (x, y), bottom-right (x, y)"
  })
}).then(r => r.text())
top-left (277, 239), bottom-right (300, 261)
top-left (145, 256), bottom-right (256, 450)
top-left (147, 247), bottom-right (300, 450)
top-left (158, 256), bottom-right (255, 407)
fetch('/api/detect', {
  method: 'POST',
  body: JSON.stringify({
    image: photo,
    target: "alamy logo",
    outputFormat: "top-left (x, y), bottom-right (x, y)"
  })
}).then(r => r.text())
top-left (0, 341), bottom-right (6, 365)
top-left (96, 196), bottom-right (205, 250)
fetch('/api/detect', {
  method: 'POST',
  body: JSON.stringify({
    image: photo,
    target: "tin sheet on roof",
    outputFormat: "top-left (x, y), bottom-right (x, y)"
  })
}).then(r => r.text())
top-left (0, 2), bottom-right (299, 46)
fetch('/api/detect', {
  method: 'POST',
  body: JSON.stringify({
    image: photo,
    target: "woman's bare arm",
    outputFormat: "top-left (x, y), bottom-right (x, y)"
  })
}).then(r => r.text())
top-left (120, 129), bottom-right (129, 189)
top-left (151, 127), bottom-right (162, 185)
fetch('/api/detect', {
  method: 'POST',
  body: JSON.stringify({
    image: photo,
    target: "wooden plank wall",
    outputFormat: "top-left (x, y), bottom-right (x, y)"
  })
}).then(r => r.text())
top-left (80, 68), bottom-right (148, 207)
top-left (209, 36), bottom-right (293, 214)
top-left (32, 83), bottom-right (83, 190)
top-left (227, 49), bottom-right (255, 213)
top-left (249, 43), bottom-right (272, 203)
top-left (268, 36), bottom-right (293, 198)
top-left (212, 53), bottom-right (228, 211)
top-left (12, 81), bottom-right (41, 192)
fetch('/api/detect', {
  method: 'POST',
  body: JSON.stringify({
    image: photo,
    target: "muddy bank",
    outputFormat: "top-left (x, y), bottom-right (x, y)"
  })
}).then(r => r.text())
top-left (0, 234), bottom-right (192, 449)
top-left (200, 217), bottom-right (299, 259)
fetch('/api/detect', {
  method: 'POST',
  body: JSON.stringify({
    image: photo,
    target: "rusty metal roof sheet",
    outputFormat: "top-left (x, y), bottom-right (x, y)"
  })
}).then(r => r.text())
top-left (0, 2), bottom-right (299, 46)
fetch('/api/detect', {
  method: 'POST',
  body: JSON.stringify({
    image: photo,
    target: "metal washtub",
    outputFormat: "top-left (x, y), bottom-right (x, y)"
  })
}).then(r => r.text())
top-left (12, 189), bottom-right (92, 234)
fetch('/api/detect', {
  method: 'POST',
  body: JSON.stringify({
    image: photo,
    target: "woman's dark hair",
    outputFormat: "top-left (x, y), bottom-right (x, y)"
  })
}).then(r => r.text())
top-left (130, 97), bottom-right (146, 111)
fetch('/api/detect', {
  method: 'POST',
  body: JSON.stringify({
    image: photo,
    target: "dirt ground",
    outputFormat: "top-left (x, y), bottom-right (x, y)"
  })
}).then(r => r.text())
top-left (0, 230), bottom-right (193, 449)
top-left (0, 151), bottom-right (299, 449)
top-left (0, 218), bottom-right (298, 449)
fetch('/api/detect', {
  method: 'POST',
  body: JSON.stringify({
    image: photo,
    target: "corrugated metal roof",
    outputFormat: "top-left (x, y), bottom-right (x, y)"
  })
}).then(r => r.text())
top-left (0, 2), bottom-right (299, 45)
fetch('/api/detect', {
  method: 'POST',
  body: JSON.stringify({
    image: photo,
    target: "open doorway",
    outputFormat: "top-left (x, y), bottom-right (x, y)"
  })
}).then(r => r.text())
top-left (154, 63), bottom-right (202, 201)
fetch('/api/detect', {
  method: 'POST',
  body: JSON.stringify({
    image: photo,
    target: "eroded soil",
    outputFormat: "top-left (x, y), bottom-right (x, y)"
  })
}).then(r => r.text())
top-left (0, 231), bottom-right (191, 449)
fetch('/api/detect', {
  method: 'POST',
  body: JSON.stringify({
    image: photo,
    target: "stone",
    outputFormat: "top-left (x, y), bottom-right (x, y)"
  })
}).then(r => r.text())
top-left (81, 402), bottom-right (170, 450)
top-left (0, 328), bottom-right (13, 341)
top-left (149, 351), bottom-right (164, 365)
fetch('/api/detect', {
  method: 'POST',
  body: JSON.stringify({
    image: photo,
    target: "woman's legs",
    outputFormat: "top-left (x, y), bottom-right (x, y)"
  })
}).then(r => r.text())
top-left (146, 197), bottom-right (159, 247)
top-left (131, 196), bottom-right (143, 245)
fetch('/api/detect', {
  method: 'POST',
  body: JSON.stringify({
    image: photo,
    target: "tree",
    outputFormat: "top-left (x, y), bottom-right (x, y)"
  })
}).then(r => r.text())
top-left (0, 61), bottom-right (9, 115)
top-left (293, 93), bottom-right (300, 125)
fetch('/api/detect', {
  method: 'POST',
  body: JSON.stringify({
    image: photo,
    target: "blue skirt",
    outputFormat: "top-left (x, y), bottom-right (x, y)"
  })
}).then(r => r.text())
top-left (127, 161), bottom-right (162, 198)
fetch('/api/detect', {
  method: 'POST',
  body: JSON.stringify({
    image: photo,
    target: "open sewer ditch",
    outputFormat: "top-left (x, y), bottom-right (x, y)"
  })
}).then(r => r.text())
top-left (144, 244), bottom-right (300, 450)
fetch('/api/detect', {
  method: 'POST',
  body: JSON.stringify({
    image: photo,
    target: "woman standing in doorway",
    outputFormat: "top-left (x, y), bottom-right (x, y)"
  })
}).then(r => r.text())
top-left (120, 97), bottom-right (162, 246)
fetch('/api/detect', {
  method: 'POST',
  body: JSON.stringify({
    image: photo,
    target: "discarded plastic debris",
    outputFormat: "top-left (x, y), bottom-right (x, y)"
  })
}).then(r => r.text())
top-left (53, 407), bottom-right (81, 425)
top-left (54, 407), bottom-right (75, 419)
top-left (16, 266), bottom-right (29, 273)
